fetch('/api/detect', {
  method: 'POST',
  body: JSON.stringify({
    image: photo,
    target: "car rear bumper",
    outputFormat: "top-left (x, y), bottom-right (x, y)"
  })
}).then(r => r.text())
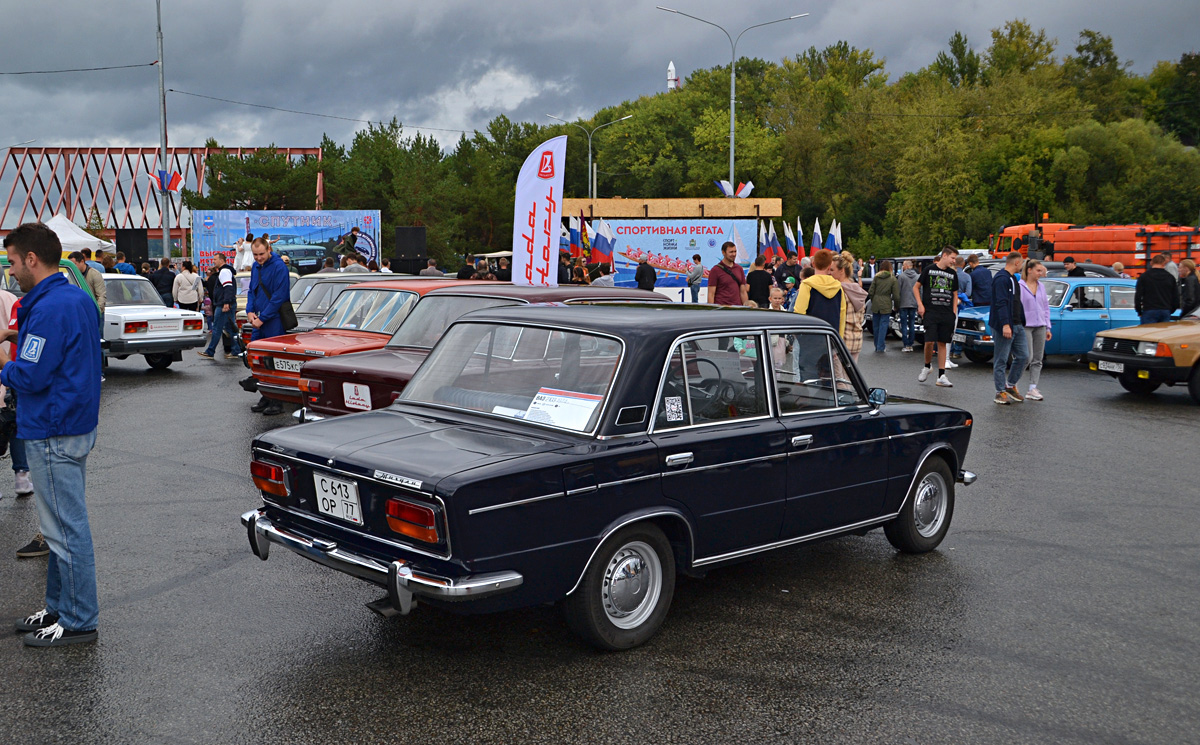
top-left (240, 509), bottom-right (523, 609)
top-left (1086, 352), bottom-right (1190, 382)
top-left (105, 336), bottom-right (205, 355)
top-left (257, 382), bottom-right (304, 403)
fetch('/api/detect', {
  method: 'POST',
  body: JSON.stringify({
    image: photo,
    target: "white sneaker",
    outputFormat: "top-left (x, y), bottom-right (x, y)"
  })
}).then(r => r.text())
top-left (936, 374), bottom-right (953, 387)
top-left (945, 359), bottom-right (959, 369)
top-left (1026, 387), bottom-right (1044, 401)
top-left (14, 470), bottom-right (33, 496)
top-left (917, 367), bottom-right (931, 382)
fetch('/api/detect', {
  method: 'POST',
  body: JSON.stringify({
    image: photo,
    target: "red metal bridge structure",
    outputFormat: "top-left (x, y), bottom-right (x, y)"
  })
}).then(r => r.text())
top-left (0, 146), bottom-right (323, 247)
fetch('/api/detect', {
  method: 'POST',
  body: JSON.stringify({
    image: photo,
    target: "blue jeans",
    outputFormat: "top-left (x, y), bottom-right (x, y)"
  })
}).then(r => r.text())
top-left (898, 308), bottom-right (916, 348)
top-left (990, 324), bottom-right (1030, 393)
top-left (872, 313), bottom-right (890, 351)
top-left (1140, 310), bottom-right (1171, 324)
top-left (689, 284), bottom-right (700, 303)
top-left (26, 430), bottom-right (99, 631)
top-left (11, 436), bottom-right (27, 472)
top-left (204, 305), bottom-right (242, 356)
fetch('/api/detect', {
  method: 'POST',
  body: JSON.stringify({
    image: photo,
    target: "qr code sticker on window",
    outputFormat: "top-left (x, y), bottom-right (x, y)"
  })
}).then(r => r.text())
top-left (665, 395), bottom-right (684, 422)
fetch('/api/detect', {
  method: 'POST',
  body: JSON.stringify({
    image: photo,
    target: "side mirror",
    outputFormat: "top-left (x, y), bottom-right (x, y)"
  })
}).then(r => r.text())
top-left (868, 387), bottom-right (887, 408)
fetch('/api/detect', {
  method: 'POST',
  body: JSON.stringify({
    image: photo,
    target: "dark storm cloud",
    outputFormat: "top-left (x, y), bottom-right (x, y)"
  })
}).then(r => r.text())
top-left (0, 0), bottom-right (1193, 150)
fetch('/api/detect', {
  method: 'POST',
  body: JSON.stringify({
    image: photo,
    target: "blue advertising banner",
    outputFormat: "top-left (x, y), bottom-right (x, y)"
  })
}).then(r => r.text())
top-left (606, 219), bottom-right (756, 296)
top-left (191, 210), bottom-right (382, 273)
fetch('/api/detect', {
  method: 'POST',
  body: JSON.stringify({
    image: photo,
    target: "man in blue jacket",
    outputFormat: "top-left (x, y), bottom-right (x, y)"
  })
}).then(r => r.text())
top-left (967, 254), bottom-right (993, 308)
top-left (988, 252), bottom-right (1030, 405)
top-left (245, 237), bottom-right (290, 415)
top-left (198, 253), bottom-right (241, 360)
top-left (0, 222), bottom-right (102, 647)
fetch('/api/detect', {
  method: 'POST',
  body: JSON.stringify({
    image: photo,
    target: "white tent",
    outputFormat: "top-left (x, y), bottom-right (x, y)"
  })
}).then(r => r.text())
top-left (45, 214), bottom-right (115, 253)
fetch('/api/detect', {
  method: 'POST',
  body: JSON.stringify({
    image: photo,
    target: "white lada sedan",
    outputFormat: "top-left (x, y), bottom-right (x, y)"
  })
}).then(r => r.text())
top-left (103, 274), bottom-right (205, 369)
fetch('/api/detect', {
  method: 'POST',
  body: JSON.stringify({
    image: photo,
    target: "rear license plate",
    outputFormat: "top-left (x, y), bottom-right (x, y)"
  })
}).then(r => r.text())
top-left (149, 321), bottom-right (178, 332)
top-left (343, 382), bottom-right (372, 411)
top-left (313, 473), bottom-right (362, 525)
top-left (952, 333), bottom-right (967, 343)
top-left (272, 358), bottom-right (302, 373)
top-left (1098, 360), bottom-right (1124, 373)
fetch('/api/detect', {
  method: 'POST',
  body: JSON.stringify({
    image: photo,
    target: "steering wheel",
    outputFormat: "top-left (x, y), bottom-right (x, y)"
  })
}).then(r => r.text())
top-left (665, 357), bottom-right (725, 411)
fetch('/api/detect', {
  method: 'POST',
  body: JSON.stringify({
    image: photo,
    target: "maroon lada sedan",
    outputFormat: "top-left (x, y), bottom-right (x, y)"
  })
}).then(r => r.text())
top-left (294, 284), bottom-right (665, 420)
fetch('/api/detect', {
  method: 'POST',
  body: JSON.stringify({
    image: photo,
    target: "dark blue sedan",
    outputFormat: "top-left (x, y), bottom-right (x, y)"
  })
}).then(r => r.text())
top-left (240, 305), bottom-right (977, 649)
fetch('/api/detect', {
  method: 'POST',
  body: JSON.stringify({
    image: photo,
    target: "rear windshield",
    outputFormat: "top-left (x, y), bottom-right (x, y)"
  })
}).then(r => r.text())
top-left (316, 288), bottom-right (417, 334)
top-left (106, 277), bottom-right (165, 306)
top-left (402, 323), bottom-right (623, 434)
top-left (296, 281), bottom-right (357, 315)
top-left (387, 296), bottom-right (523, 349)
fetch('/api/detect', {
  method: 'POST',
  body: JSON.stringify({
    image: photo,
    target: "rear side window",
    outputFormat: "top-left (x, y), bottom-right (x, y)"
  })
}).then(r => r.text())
top-left (1110, 286), bottom-right (1135, 309)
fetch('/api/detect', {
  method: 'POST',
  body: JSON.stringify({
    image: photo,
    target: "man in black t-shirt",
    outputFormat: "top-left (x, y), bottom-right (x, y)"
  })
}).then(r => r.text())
top-left (913, 246), bottom-right (959, 387)
top-left (746, 255), bottom-right (774, 307)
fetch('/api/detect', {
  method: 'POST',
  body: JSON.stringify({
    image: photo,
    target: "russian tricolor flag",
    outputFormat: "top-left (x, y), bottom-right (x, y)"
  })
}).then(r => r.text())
top-left (591, 219), bottom-right (616, 265)
top-left (149, 169), bottom-right (183, 193)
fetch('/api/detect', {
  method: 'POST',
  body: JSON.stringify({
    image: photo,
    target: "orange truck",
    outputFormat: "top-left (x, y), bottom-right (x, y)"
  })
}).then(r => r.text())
top-left (990, 222), bottom-right (1200, 276)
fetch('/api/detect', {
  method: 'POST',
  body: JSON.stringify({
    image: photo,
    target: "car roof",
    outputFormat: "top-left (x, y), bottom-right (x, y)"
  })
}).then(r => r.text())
top-left (456, 303), bottom-right (832, 341)
top-left (103, 273), bottom-right (152, 280)
top-left (347, 279), bottom-right (508, 295)
top-left (422, 284), bottom-right (663, 302)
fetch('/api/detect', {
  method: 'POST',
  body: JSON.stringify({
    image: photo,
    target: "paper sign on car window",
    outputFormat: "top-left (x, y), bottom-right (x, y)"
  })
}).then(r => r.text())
top-left (524, 387), bottom-right (603, 430)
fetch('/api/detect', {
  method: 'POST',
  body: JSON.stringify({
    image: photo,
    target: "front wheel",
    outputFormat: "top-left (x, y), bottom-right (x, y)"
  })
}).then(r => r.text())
top-left (963, 348), bottom-right (992, 364)
top-left (145, 354), bottom-right (173, 370)
top-left (885, 457), bottom-right (955, 554)
top-left (1118, 374), bottom-right (1160, 395)
top-left (563, 523), bottom-right (675, 650)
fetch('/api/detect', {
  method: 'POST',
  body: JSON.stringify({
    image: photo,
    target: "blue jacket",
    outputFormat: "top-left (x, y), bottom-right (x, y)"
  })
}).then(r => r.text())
top-left (245, 253), bottom-right (289, 323)
top-left (969, 265), bottom-right (993, 307)
top-left (988, 268), bottom-right (1024, 330)
top-left (0, 273), bottom-right (101, 439)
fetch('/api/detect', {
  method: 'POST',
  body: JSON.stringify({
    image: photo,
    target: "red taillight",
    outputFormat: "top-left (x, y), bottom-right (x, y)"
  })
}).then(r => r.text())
top-left (249, 353), bottom-right (265, 368)
top-left (184, 319), bottom-right (203, 331)
top-left (251, 460), bottom-right (288, 497)
top-left (124, 321), bottom-right (148, 334)
top-left (298, 378), bottom-right (324, 394)
top-left (385, 498), bottom-right (438, 543)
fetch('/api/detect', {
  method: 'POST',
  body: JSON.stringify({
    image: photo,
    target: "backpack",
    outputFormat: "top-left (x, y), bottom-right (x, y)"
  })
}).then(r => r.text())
top-left (805, 288), bottom-right (843, 332)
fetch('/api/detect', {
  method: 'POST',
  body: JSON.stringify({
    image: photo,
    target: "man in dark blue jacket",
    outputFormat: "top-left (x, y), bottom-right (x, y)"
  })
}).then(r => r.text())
top-left (0, 222), bottom-right (102, 647)
top-left (245, 237), bottom-right (290, 415)
top-left (988, 252), bottom-right (1030, 405)
top-left (198, 253), bottom-right (241, 360)
top-left (967, 254), bottom-right (993, 308)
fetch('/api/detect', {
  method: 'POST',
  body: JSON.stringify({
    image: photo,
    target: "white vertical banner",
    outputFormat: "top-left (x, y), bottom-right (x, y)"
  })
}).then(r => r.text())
top-left (512, 135), bottom-right (567, 286)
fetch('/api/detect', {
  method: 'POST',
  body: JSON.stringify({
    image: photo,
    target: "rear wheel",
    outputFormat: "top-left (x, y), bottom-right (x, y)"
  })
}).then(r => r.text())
top-left (963, 348), bottom-right (992, 364)
top-left (1118, 374), bottom-right (1160, 395)
top-left (564, 523), bottom-right (675, 650)
top-left (885, 457), bottom-right (955, 554)
top-left (145, 354), bottom-right (173, 370)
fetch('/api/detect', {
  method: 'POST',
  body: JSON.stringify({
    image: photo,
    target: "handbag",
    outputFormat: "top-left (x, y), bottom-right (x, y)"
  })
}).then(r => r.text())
top-left (261, 279), bottom-right (298, 329)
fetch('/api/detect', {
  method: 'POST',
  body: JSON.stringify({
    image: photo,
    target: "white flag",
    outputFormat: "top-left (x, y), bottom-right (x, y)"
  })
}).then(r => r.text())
top-left (512, 135), bottom-right (567, 286)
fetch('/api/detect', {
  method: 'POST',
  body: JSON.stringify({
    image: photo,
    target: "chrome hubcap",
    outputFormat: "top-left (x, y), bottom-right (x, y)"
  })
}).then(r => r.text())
top-left (913, 472), bottom-right (948, 538)
top-left (601, 541), bottom-right (662, 629)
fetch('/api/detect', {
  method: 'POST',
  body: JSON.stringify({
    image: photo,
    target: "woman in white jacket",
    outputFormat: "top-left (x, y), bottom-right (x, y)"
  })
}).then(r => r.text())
top-left (172, 261), bottom-right (205, 311)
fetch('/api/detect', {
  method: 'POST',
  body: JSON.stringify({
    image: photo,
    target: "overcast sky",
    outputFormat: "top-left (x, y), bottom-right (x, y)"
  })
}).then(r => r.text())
top-left (1, 0), bottom-right (1194, 152)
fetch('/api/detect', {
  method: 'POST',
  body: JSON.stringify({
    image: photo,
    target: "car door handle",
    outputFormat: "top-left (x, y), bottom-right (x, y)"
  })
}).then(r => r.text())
top-left (665, 452), bottom-right (694, 468)
top-left (792, 435), bottom-right (814, 448)
top-left (1099, 314), bottom-right (1108, 319)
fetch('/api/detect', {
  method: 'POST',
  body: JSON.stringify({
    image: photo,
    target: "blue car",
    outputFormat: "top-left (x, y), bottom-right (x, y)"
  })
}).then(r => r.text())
top-left (953, 277), bottom-right (1139, 363)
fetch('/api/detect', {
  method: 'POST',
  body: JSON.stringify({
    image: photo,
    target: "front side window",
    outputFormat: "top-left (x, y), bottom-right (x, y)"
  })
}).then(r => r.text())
top-left (654, 334), bottom-right (767, 430)
top-left (1044, 280), bottom-right (1069, 307)
top-left (772, 332), bottom-right (865, 412)
top-left (1068, 285), bottom-right (1106, 309)
top-left (105, 278), bottom-right (165, 306)
top-left (316, 289), bottom-right (417, 333)
top-left (402, 324), bottom-right (623, 434)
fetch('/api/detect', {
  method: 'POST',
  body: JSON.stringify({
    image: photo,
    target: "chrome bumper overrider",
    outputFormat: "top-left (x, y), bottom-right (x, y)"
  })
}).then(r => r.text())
top-left (957, 470), bottom-right (977, 485)
top-left (292, 407), bottom-right (325, 423)
top-left (239, 509), bottom-right (522, 613)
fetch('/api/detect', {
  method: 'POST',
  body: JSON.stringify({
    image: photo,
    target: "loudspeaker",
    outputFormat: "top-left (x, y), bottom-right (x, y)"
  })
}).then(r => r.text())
top-left (115, 229), bottom-right (149, 265)
top-left (394, 227), bottom-right (427, 261)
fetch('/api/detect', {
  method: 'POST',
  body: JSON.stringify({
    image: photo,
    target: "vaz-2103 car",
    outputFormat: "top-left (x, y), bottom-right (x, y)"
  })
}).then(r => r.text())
top-left (240, 305), bottom-right (977, 649)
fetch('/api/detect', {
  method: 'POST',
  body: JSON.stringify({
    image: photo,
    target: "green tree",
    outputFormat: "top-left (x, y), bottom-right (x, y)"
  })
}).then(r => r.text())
top-left (181, 139), bottom-right (321, 211)
top-left (983, 19), bottom-right (1057, 80)
top-left (932, 32), bottom-right (981, 88)
top-left (1157, 53), bottom-right (1200, 146)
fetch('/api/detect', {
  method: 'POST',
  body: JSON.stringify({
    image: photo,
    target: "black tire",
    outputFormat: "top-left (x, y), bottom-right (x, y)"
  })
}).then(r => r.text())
top-left (145, 354), bottom-right (173, 370)
top-left (563, 523), bottom-right (675, 650)
top-left (1118, 374), bottom-right (1160, 395)
top-left (963, 348), bottom-right (992, 364)
top-left (885, 456), bottom-right (955, 554)
top-left (1187, 366), bottom-right (1200, 405)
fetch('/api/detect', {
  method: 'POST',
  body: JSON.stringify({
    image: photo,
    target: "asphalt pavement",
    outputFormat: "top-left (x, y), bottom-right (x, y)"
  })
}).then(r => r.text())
top-left (0, 341), bottom-right (1197, 745)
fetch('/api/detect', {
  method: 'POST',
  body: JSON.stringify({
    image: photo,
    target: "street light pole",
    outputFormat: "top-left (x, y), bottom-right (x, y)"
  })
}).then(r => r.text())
top-left (656, 7), bottom-right (808, 195)
top-left (546, 114), bottom-right (633, 200)
top-left (156, 0), bottom-right (171, 258)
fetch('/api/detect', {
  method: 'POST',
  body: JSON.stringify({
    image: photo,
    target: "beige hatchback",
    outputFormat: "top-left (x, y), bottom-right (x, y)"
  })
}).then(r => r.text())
top-left (1087, 306), bottom-right (1200, 403)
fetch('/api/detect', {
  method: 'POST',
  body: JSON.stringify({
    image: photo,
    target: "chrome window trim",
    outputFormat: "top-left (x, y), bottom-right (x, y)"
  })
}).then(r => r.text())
top-left (254, 448), bottom-right (452, 559)
top-left (692, 513), bottom-right (898, 567)
top-left (661, 451), bottom-right (787, 476)
top-left (648, 328), bottom-right (783, 435)
top-left (598, 472), bottom-right (660, 488)
top-left (566, 510), bottom-right (697, 596)
top-left (400, 320), bottom-right (627, 439)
